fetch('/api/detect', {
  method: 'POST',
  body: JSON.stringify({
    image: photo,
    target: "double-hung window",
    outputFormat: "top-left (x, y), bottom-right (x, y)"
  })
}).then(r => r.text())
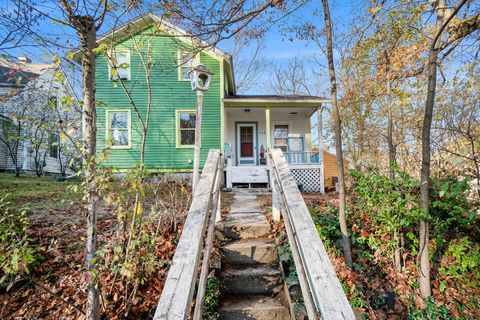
top-left (107, 110), bottom-right (130, 148)
top-left (48, 133), bottom-right (59, 158)
top-left (177, 110), bottom-right (196, 147)
top-left (178, 51), bottom-right (196, 81)
top-left (108, 50), bottom-right (131, 81)
top-left (48, 96), bottom-right (57, 109)
top-left (273, 124), bottom-right (289, 152)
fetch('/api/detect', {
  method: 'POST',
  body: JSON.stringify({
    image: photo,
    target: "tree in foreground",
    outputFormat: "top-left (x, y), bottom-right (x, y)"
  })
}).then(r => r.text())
top-left (418, 0), bottom-right (479, 298)
top-left (319, 0), bottom-right (353, 268)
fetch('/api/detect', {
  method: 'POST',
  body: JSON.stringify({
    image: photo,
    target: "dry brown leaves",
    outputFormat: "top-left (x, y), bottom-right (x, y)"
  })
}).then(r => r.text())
top-left (0, 202), bottom-right (182, 320)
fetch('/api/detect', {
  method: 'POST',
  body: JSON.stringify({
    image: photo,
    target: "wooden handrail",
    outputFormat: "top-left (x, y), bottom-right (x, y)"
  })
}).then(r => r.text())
top-left (268, 148), bottom-right (355, 320)
top-left (153, 149), bottom-right (222, 320)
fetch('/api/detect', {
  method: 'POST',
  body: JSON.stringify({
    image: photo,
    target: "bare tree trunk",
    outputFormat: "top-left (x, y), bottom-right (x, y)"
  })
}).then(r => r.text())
top-left (320, 0), bottom-right (353, 268)
top-left (192, 91), bottom-right (203, 193)
top-left (418, 0), bottom-right (446, 298)
top-left (384, 51), bottom-right (402, 271)
top-left (78, 19), bottom-right (100, 319)
top-left (385, 52), bottom-right (396, 179)
top-left (468, 135), bottom-right (480, 198)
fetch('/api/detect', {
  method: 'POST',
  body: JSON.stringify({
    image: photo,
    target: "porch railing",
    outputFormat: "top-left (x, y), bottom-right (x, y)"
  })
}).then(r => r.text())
top-left (268, 148), bottom-right (354, 319)
top-left (153, 149), bottom-right (223, 320)
top-left (284, 151), bottom-right (321, 165)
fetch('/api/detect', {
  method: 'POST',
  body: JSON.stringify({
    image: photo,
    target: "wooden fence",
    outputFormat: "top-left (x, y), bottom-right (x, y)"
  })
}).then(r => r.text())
top-left (268, 148), bottom-right (355, 320)
top-left (153, 149), bottom-right (223, 320)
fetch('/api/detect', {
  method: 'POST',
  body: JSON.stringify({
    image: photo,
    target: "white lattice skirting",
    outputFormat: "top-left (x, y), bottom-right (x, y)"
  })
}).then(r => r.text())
top-left (291, 168), bottom-right (322, 193)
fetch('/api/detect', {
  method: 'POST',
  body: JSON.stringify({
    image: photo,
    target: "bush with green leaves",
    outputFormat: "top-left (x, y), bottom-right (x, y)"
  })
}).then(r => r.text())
top-left (438, 237), bottom-right (480, 290)
top-left (430, 176), bottom-right (479, 235)
top-left (0, 195), bottom-right (41, 286)
top-left (350, 168), bottom-right (425, 264)
top-left (407, 296), bottom-right (456, 320)
top-left (310, 204), bottom-right (342, 250)
top-left (203, 275), bottom-right (221, 319)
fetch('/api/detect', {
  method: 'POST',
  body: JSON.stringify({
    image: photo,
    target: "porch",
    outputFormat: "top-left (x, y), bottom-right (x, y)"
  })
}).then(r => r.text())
top-left (222, 95), bottom-right (327, 193)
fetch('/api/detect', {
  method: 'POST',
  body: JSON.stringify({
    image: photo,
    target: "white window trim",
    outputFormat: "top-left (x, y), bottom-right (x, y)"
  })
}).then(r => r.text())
top-left (107, 49), bottom-right (131, 81)
top-left (177, 51), bottom-right (200, 81)
top-left (176, 109), bottom-right (196, 148)
top-left (106, 109), bottom-right (132, 149)
top-left (48, 133), bottom-right (60, 159)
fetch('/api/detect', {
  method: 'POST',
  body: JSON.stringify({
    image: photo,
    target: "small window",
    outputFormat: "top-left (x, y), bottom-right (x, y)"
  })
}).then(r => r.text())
top-left (48, 96), bottom-right (57, 109)
top-left (178, 51), bottom-right (196, 81)
top-left (177, 110), bottom-right (196, 147)
top-left (48, 133), bottom-right (59, 158)
top-left (107, 110), bottom-right (130, 148)
top-left (108, 50), bottom-right (130, 81)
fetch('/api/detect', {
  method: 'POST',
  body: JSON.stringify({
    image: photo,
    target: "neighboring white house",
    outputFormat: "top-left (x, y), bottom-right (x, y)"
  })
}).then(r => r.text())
top-left (0, 56), bottom-right (79, 175)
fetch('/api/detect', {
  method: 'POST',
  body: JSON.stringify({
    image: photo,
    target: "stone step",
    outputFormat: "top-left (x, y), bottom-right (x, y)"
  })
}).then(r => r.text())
top-left (222, 239), bottom-right (278, 266)
top-left (218, 295), bottom-right (290, 320)
top-left (221, 266), bottom-right (282, 295)
top-left (222, 217), bottom-right (270, 239)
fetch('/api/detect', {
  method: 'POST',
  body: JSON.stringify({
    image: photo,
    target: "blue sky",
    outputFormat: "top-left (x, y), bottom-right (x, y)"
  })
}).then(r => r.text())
top-left (218, 0), bottom-right (363, 95)
top-left (1, 0), bottom-right (363, 96)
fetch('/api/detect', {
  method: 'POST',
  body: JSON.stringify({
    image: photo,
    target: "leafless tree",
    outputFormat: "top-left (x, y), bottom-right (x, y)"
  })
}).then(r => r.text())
top-left (270, 57), bottom-right (311, 95)
top-left (320, 0), bottom-right (353, 268)
top-left (232, 39), bottom-right (271, 93)
top-left (418, 0), bottom-right (478, 298)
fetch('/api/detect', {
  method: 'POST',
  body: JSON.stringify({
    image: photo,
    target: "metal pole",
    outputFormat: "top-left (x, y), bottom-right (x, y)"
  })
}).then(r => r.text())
top-left (192, 90), bottom-right (203, 193)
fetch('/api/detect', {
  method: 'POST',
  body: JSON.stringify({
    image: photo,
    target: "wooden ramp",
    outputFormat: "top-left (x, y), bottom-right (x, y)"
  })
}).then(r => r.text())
top-left (153, 148), bottom-right (354, 320)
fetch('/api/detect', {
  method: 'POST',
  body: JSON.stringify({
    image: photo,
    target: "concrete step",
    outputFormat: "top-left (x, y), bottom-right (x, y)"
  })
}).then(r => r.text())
top-left (218, 295), bottom-right (290, 320)
top-left (222, 220), bottom-right (271, 239)
top-left (222, 238), bottom-right (278, 266)
top-left (221, 266), bottom-right (282, 295)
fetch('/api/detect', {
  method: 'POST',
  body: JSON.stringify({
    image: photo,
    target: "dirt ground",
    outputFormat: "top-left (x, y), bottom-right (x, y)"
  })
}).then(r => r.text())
top-left (0, 174), bottom-right (192, 319)
top-left (0, 175), bottom-right (240, 320)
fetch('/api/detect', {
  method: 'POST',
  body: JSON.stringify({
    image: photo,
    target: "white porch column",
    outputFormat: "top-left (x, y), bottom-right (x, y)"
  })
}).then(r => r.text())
top-left (265, 106), bottom-right (271, 148)
top-left (267, 106), bottom-right (280, 221)
top-left (317, 105), bottom-right (325, 194)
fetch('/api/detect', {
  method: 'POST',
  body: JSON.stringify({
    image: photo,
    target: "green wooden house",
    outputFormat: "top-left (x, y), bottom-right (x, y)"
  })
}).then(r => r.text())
top-left (79, 13), bottom-right (328, 192)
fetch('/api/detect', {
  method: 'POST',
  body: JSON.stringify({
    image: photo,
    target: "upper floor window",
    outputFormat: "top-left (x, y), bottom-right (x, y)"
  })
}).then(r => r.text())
top-left (178, 51), bottom-right (196, 81)
top-left (177, 110), bottom-right (196, 147)
top-left (48, 133), bottom-right (59, 158)
top-left (48, 96), bottom-right (57, 109)
top-left (107, 110), bottom-right (131, 148)
top-left (108, 50), bottom-right (131, 81)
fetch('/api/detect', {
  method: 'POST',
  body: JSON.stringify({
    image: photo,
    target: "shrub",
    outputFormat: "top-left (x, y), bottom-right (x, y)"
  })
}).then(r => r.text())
top-left (350, 168), bottom-right (424, 263)
top-left (438, 237), bottom-right (480, 288)
top-left (203, 275), bottom-right (221, 319)
top-left (0, 195), bottom-right (41, 286)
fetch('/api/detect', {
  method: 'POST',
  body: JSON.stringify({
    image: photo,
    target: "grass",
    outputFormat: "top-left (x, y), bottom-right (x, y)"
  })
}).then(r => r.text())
top-left (0, 172), bottom-right (82, 211)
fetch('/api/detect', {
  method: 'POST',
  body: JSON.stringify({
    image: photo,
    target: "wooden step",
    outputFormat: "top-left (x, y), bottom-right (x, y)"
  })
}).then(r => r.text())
top-left (220, 266), bottom-right (282, 295)
top-left (218, 295), bottom-right (290, 320)
top-left (222, 238), bottom-right (278, 266)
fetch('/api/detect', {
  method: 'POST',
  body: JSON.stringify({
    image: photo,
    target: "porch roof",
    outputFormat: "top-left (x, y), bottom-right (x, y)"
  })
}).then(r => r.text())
top-left (223, 95), bottom-right (329, 107)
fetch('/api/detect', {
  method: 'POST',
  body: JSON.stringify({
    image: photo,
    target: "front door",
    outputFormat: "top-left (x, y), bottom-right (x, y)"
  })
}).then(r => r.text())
top-left (236, 123), bottom-right (256, 165)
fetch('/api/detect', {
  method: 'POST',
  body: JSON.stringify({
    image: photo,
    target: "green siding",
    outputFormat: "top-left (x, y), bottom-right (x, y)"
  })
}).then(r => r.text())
top-left (96, 26), bottom-right (222, 170)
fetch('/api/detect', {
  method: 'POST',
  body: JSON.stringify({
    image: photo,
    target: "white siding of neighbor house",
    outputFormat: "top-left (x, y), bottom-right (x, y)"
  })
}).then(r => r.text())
top-left (1, 71), bottom-right (78, 175)
top-left (2, 139), bottom-right (70, 175)
top-left (225, 107), bottom-right (311, 166)
top-left (0, 128), bottom-right (8, 170)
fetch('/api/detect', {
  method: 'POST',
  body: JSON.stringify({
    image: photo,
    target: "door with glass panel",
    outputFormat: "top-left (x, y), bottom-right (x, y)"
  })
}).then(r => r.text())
top-left (236, 123), bottom-right (256, 165)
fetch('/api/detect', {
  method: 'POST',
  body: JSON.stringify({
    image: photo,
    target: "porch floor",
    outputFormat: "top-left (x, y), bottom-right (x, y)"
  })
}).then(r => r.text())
top-left (227, 165), bottom-right (269, 188)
